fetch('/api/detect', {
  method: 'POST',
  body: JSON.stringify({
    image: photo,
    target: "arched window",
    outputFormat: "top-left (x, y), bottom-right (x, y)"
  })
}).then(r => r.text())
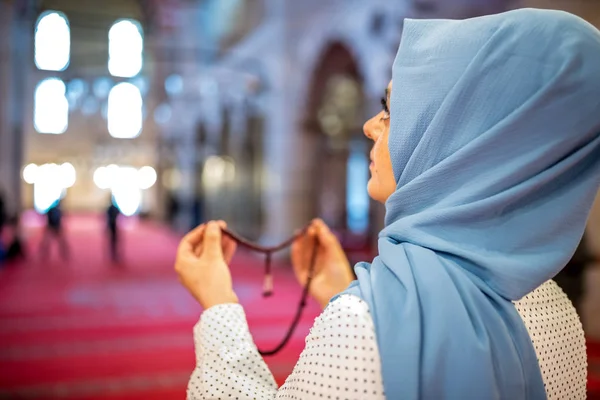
top-left (34, 78), bottom-right (69, 134)
top-left (108, 19), bottom-right (143, 78)
top-left (107, 82), bottom-right (143, 138)
top-left (35, 11), bottom-right (70, 71)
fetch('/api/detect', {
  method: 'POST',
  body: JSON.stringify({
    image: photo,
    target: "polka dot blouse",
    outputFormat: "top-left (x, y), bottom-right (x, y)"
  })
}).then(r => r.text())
top-left (187, 280), bottom-right (586, 399)
top-left (514, 280), bottom-right (587, 399)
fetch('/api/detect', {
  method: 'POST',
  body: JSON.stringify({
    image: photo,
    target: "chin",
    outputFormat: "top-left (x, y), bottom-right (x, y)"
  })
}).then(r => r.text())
top-left (367, 180), bottom-right (385, 204)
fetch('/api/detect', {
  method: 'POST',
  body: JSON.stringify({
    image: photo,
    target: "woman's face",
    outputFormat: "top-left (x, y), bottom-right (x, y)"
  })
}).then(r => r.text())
top-left (364, 81), bottom-right (397, 203)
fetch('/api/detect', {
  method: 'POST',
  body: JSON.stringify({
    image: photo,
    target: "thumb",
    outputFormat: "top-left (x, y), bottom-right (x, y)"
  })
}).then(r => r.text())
top-left (316, 222), bottom-right (338, 247)
top-left (203, 221), bottom-right (224, 259)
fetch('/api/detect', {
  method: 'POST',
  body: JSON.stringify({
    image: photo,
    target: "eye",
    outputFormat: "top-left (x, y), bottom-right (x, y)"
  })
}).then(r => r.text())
top-left (380, 97), bottom-right (390, 120)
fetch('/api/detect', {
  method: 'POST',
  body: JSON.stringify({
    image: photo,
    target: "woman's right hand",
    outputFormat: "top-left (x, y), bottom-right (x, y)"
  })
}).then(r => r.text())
top-left (291, 219), bottom-right (354, 309)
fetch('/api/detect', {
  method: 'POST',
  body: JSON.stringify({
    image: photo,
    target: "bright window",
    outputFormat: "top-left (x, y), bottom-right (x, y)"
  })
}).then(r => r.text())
top-left (34, 78), bottom-right (69, 134)
top-left (346, 141), bottom-right (370, 234)
top-left (35, 11), bottom-right (70, 71)
top-left (108, 19), bottom-right (143, 78)
top-left (30, 163), bottom-right (76, 213)
top-left (107, 82), bottom-right (143, 138)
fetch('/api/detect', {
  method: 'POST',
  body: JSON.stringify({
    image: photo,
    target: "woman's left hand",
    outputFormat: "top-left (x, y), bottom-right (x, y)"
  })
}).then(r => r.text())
top-left (175, 220), bottom-right (238, 309)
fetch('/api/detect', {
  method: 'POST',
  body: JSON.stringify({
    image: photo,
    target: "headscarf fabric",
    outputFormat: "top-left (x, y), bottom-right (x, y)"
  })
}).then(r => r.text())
top-left (338, 8), bottom-right (600, 399)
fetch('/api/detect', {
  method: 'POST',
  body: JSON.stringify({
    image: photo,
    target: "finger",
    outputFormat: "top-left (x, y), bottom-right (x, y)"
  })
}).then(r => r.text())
top-left (194, 240), bottom-right (203, 257)
top-left (315, 219), bottom-right (329, 232)
top-left (183, 224), bottom-right (205, 246)
top-left (291, 239), bottom-right (307, 277)
top-left (315, 219), bottom-right (334, 237)
top-left (222, 229), bottom-right (237, 255)
top-left (311, 218), bottom-right (324, 228)
top-left (315, 220), bottom-right (340, 249)
top-left (291, 233), bottom-right (308, 263)
top-left (202, 221), bottom-right (224, 259)
top-left (222, 233), bottom-right (235, 248)
top-left (217, 221), bottom-right (229, 255)
top-left (179, 224), bottom-right (205, 253)
top-left (291, 238), bottom-right (302, 266)
top-left (217, 220), bottom-right (231, 256)
top-left (223, 239), bottom-right (237, 263)
top-left (224, 237), bottom-right (237, 252)
top-left (296, 230), bottom-right (315, 267)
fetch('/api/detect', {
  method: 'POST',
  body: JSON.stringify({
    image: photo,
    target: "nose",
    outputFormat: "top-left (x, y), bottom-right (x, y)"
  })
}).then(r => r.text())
top-left (363, 114), bottom-right (380, 141)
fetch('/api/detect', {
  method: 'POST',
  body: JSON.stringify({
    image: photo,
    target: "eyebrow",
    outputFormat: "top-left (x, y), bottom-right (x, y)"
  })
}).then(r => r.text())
top-left (385, 88), bottom-right (390, 104)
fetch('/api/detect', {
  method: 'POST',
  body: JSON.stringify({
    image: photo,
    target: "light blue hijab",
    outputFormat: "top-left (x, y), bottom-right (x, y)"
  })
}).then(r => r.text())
top-left (338, 8), bottom-right (600, 399)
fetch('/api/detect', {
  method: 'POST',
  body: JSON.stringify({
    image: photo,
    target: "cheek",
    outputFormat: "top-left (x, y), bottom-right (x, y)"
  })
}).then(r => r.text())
top-left (373, 136), bottom-right (385, 164)
top-left (378, 133), bottom-right (396, 190)
top-left (374, 134), bottom-right (389, 170)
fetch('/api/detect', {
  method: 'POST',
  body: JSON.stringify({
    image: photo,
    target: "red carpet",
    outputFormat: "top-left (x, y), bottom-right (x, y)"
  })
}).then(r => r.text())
top-left (0, 213), bottom-right (321, 399)
top-left (0, 213), bottom-right (598, 399)
top-left (589, 340), bottom-right (600, 399)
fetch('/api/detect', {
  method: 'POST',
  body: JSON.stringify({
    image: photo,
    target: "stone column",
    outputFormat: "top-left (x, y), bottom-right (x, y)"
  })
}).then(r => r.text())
top-left (0, 1), bottom-right (32, 216)
top-left (171, 100), bottom-right (199, 232)
top-left (260, 1), bottom-right (304, 243)
top-left (0, 2), bottom-right (13, 207)
top-left (260, 74), bottom-right (319, 243)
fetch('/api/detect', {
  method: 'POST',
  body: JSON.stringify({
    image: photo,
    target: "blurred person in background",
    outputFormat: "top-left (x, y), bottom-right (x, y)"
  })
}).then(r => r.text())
top-left (176, 9), bottom-right (600, 400)
top-left (106, 197), bottom-right (121, 263)
top-left (4, 215), bottom-right (26, 264)
top-left (166, 191), bottom-right (179, 227)
top-left (39, 199), bottom-right (69, 261)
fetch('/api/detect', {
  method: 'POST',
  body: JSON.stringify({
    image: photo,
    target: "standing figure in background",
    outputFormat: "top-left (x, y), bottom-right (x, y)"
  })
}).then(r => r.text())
top-left (166, 191), bottom-right (180, 227)
top-left (106, 199), bottom-right (121, 263)
top-left (5, 215), bottom-right (26, 263)
top-left (39, 200), bottom-right (69, 261)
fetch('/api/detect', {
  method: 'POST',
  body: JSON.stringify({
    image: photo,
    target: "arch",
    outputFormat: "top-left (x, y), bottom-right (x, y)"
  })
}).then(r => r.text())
top-left (303, 41), bottom-right (364, 133)
top-left (292, 7), bottom-right (394, 116)
top-left (302, 41), bottom-right (375, 251)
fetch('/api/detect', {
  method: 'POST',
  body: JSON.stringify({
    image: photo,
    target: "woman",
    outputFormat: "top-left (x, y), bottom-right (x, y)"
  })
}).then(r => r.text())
top-left (176, 9), bottom-right (600, 399)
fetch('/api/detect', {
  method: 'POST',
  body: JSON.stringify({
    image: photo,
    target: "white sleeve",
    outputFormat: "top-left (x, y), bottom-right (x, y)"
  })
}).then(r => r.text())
top-left (186, 303), bottom-right (277, 400)
top-left (187, 295), bottom-right (385, 400)
top-left (277, 294), bottom-right (385, 399)
top-left (514, 280), bottom-right (587, 399)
